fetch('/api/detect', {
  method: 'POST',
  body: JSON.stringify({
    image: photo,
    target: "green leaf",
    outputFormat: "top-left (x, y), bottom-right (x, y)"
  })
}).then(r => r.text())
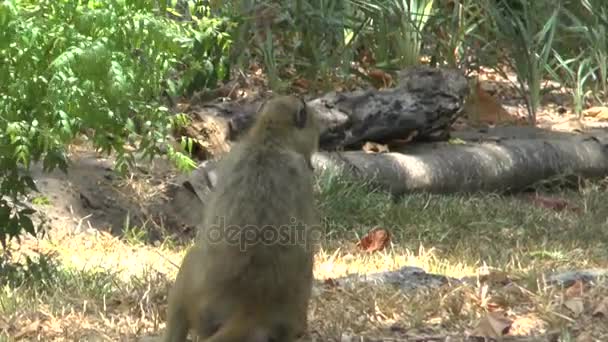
top-left (19, 213), bottom-right (36, 236)
top-left (21, 175), bottom-right (38, 192)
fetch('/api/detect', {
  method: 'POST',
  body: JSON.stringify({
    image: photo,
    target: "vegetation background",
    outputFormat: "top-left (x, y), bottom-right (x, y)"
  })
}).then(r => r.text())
top-left (1, 0), bottom-right (608, 340)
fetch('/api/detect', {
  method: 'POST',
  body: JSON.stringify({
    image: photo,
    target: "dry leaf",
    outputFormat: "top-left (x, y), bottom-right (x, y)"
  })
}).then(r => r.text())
top-left (367, 69), bottom-right (393, 88)
top-left (292, 78), bottom-right (310, 90)
top-left (356, 46), bottom-right (375, 66)
top-left (464, 81), bottom-right (522, 126)
top-left (0, 314), bottom-right (10, 332)
top-left (470, 312), bottom-right (512, 338)
top-left (565, 279), bottom-right (585, 298)
top-left (592, 297), bottom-right (608, 317)
top-left (323, 278), bottom-right (339, 288)
top-left (479, 269), bottom-right (510, 286)
top-left (583, 106), bottom-right (608, 120)
top-left (551, 118), bottom-right (585, 132)
top-left (387, 130), bottom-right (419, 148)
top-left (356, 227), bottom-right (391, 253)
top-left (575, 331), bottom-right (594, 342)
top-left (362, 142), bottom-right (389, 154)
top-left (564, 298), bottom-right (584, 317)
top-left (448, 138), bottom-right (467, 145)
top-left (530, 195), bottom-right (581, 213)
top-left (14, 319), bottom-right (41, 339)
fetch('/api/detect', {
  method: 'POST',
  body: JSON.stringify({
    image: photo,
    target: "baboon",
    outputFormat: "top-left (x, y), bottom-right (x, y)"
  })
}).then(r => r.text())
top-left (163, 95), bottom-right (321, 342)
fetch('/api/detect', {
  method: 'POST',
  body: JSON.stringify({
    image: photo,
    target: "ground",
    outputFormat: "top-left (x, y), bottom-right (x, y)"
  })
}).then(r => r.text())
top-left (2, 70), bottom-right (608, 341)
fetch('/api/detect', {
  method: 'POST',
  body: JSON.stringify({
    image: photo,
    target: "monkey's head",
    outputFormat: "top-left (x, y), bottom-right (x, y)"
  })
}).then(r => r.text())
top-left (250, 95), bottom-right (321, 160)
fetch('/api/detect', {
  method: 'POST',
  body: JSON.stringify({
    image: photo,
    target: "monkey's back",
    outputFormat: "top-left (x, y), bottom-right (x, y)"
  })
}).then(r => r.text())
top-left (163, 95), bottom-right (320, 342)
top-left (203, 144), bottom-right (316, 233)
top-left (197, 141), bottom-right (317, 303)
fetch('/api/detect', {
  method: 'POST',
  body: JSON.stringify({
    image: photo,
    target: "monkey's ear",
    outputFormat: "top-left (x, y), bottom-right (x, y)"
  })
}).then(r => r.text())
top-left (294, 99), bottom-right (308, 129)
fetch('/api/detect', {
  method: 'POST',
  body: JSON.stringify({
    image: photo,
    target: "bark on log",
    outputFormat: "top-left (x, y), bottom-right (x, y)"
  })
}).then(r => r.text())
top-left (313, 133), bottom-right (608, 195)
top-left (309, 66), bottom-right (469, 149)
top-left (175, 129), bottom-right (608, 204)
top-left (162, 128), bottom-right (608, 231)
top-left (183, 66), bottom-right (469, 152)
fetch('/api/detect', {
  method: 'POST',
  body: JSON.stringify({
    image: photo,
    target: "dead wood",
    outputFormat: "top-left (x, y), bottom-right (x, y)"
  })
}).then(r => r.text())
top-left (172, 128), bottom-right (608, 214)
top-left (181, 66), bottom-right (469, 152)
top-left (313, 132), bottom-right (608, 195)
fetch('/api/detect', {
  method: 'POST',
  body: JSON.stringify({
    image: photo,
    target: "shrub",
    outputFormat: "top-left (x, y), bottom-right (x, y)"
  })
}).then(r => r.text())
top-left (0, 0), bottom-right (232, 248)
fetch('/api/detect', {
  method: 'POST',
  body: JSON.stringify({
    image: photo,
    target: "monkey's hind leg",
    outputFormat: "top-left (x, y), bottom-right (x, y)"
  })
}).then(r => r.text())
top-left (162, 294), bottom-right (190, 342)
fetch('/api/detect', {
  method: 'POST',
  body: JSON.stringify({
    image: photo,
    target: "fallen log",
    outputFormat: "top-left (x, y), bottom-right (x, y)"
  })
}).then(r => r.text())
top-left (173, 129), bottom-right (608, 212)
top-left (309, 66), bottom-right (469, 149)
top-left (181, 66), bottom-right (469, 154)
top-left (312, 134), bottom-right (608, 195)
top-left (162, 129), bottom-right (608, 231)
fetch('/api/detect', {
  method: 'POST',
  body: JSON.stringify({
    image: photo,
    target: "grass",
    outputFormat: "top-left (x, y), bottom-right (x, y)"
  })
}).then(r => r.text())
top-left (1, 168), bottom-right (608, 340)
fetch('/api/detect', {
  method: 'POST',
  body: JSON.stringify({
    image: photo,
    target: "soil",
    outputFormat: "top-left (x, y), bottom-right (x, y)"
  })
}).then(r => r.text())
top-left (26, 146), bottom-right (197, 245)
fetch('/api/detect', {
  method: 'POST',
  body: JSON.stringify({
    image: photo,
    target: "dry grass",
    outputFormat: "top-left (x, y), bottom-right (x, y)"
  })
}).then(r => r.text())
top-left (2, 169), bottom-right (608, 341)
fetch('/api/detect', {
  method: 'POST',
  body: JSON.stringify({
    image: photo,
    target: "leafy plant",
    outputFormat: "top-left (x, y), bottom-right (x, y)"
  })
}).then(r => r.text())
top-left (560, 0), bottom-right (608, 101)
top-left (353, 0), bottom-right (436, 68)
top-left (547, 53), bottom-right (595, 117)
top-left (0, 0), bottom-right (232, 249)
top-left (427, 0), bottom-right (484, 72)
top-left (481, 0), bottom-right (560, 124)
top-left (226, 0), bottom-right (355, 91)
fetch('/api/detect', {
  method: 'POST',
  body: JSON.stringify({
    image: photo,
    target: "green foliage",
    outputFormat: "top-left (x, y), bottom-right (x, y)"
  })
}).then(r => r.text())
top-left (224, 0), bottom-right (437, 90)
top-left (547, 53), bottom-right (595, 117)
top-left (0, 0), bottom-right (232, 249)
top-left (427, 0), bottom-right (484, 71)
top-left (290, 0), bottom-right (352, 83)
top-left (315, 168), bottom-right (393, 237)
top-left (0, 253), bottom-right (61, 291)
top-left (224, 0), bottom-right (355, 91)
top-left (354, 0), bottom-right (436, 68)
top-left (0, 251), bottom-right (119, 301)
top-left (558, 0), bottom-right (608, 101)
top-left (481, 0), bottom-right (560, 124)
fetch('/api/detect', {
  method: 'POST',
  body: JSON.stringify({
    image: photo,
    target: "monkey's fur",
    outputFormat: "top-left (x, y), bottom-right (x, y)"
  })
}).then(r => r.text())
top-left (163, 95), bottom-right (321, 342)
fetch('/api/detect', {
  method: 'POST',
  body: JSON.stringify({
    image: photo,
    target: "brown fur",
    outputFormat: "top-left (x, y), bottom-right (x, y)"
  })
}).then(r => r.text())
top-left (163, 95), bottom-right (321, 342)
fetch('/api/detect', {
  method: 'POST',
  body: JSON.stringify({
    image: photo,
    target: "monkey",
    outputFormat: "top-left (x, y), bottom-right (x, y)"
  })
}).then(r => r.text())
top-left (162, 95), bottom-right (321, 342)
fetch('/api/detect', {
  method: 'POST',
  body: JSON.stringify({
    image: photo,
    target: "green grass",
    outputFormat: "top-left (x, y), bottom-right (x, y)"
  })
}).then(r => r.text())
top-left (317, 169), bottom-right (608, 269)
top-left (1, 169), bottom-right (607, 340)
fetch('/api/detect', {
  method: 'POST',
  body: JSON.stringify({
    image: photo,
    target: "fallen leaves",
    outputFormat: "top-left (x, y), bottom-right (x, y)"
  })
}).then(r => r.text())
top-left (292, 78), bottom-right (311, 92)
top-left (583, 106), bottom-right (608, 120)
top-left (356, 227), bottom-right (391, 253)
top-left (470, 311), bottom-right (512, 338)
top-left (564, 297), bottom-right (585, 317)
top-left (592, 297), bottom-right (608, 318)
top-left (463, 80), bottom-right (525, 127)
top-left (367, 69), bottom-right (394, 89)
top-left (563, 280), bottom-right (586, 317)
top-left (565, 279), bottom-right (586, 298)
top-left (529, 194), bottom-right (582, 214)
top-left (362, 142), bottom-right (389, 154)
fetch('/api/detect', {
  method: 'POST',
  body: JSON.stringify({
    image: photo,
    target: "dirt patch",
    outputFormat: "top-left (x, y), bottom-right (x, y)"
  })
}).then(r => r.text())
top-left (26, 147), bottom-right (198, 244)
